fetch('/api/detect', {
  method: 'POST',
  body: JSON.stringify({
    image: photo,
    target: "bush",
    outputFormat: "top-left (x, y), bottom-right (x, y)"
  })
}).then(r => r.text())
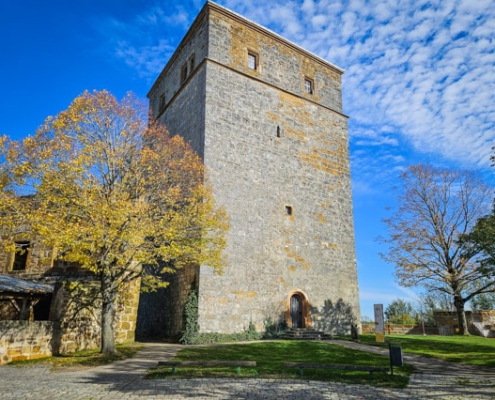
top-left (180, 289), bottom-right (200, 344)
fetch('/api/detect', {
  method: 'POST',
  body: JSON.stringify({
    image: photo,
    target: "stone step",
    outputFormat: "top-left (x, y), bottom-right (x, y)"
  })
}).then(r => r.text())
top-left (281, 329), bottom-right (333, 341)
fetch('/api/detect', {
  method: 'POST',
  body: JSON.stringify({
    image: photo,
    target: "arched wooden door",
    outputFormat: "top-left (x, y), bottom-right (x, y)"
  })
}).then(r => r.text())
top-left (290, 294), bottom-right (304, 328)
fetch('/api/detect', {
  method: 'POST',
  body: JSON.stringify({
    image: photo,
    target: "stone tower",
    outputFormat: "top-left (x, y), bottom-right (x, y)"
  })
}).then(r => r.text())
top-left (138, 1), bottom-right (360, 337)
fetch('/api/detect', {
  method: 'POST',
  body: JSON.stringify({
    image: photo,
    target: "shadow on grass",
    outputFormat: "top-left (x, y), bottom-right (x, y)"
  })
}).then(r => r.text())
top-left (356, 334), bottom-right (495, 368)
top-left (8, 343), bottom-right (142, 369)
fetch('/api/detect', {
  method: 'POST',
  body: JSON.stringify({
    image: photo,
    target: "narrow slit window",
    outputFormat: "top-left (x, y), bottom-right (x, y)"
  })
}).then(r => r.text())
top-left (285, 206), bottom-right (293, 216)
top-left (181, 63), bottom-right (188, 84)
top-left (305, 78), bottom-right (313, 94)
top-left (248, 52), bottom-right (258, 70)
top-left (276, 126), bottom-right (281, 138)
top-left (159, 93), bottom-right (165, 111)
top-left (189, 54), bottom-right (195, 72)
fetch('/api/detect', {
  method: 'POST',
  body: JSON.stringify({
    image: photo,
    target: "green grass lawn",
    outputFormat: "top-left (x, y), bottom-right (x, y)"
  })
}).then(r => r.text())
top-left (147, 341), bottom-right (412, 388)
top-left (357, 334), bottom-right (495, 368)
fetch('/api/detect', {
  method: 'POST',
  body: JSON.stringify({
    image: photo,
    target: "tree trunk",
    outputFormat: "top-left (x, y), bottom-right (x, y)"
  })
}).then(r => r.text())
top-left (100, 272), bottom-right (117, 354)
top-left (454, 295), bottom-right (469, 335)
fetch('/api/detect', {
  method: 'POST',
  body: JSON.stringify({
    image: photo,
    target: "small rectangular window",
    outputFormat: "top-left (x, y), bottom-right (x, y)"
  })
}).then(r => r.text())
top-left (12, 241), bottom-right (30, 271)
top-left (248, 52), bottom-right (258, 70)
top-left (305, 78), bottom-right (313, 95)
top-left (285, 206), bottom-right (293, 216)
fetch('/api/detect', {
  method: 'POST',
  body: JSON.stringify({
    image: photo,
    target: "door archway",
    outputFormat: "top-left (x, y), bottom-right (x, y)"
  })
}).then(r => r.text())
top-left (290, 294), bottom-right (303, 328)
top-left (286, 289), bottom-right (311, 329)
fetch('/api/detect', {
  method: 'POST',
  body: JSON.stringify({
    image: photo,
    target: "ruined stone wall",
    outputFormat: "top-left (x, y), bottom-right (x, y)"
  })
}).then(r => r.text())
top-left (0, 279), bottom-right (140, 364)
top-left (0, 238), bottom-right (53, 276)
top-left (434, 311), bottom-right (495, 337)
top-left (49, 279), bottom-right (140, 354)
top-left (115, 279), bottom-right (141, 343)
top-left (1, 235), bottom-right (140, 354)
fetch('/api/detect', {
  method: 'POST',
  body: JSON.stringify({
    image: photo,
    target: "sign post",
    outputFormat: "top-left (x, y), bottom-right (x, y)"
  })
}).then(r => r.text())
top-left (389, 341), bottom-right (403, 375)
top-left (374, 303), bottom-right (385, 343)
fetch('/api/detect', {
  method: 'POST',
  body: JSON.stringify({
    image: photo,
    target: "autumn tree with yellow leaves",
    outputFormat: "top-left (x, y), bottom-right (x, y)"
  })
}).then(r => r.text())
top-left (0, 90), bottom-right (228, 353)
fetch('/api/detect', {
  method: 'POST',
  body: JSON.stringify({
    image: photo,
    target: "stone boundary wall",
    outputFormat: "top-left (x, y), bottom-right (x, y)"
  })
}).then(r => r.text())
top-left (0, 321), bottom-right (53, 364)
top-left (361, 323), bottom-right (438, 335)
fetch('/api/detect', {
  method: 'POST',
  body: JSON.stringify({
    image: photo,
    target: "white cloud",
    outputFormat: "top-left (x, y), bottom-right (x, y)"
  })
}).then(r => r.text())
top-left (94, 2), bottom-right (201, 81)
top-left (115, 39), bottom-right (175, 79)
top-left (104, 0), bottom-right (495, 181)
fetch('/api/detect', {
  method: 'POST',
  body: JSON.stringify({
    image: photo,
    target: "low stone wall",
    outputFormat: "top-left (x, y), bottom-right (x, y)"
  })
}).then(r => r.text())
top-left (0, 321), bottom-right (54, 364)
top-left (361, 323), bottom-right (438, 335)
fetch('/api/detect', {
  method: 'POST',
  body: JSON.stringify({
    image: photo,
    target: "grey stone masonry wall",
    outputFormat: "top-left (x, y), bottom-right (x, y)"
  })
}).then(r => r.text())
top-left (158, 67), bottom-right (207, 158)
top-left (136, 265), bottom-right (199, 339)
top-left (147, 12), bottom-right (208, 159)
top-left (148, 1), bottom-right (360, 336)
top-left (207, 6), bottom-right (343, 113)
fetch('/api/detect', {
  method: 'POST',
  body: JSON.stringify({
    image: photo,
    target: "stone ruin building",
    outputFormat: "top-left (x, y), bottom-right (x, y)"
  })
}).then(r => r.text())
top-left (0, 239), bottom-right (139, 364)
top-left (137, 1), bottom-right (360, 338)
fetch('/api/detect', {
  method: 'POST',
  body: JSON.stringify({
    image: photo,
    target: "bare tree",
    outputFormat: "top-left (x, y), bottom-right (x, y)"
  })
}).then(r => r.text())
top-left (380, 164), bottom-right (492, 335)
top-left (416, 290), bottom-right (456, 325)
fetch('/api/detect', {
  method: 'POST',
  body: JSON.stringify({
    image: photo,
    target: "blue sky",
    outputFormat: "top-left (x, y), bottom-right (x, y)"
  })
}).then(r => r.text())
top-left (1, 0), bottom-right (494, 319)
